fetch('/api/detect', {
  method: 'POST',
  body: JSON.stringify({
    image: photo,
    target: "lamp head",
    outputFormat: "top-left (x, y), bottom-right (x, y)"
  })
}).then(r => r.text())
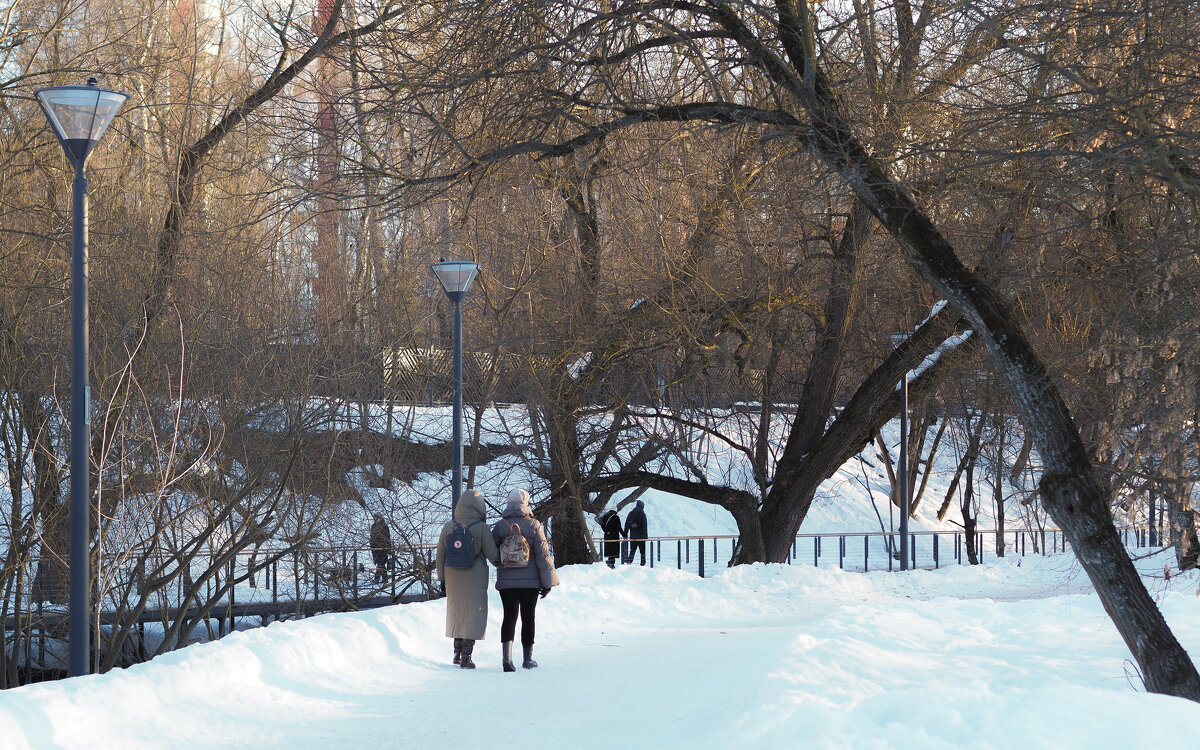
top-left (36, 79), bottom-right (128, 168)
top-left (430, 260), bottom-right (480, 298)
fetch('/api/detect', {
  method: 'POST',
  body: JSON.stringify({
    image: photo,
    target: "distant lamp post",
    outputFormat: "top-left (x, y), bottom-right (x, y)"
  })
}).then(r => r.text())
top-left (430, 260), bottom-right (479, 515)
top-left (36, 79), bottom-right (128, 677)
top-left (898, 369), bottom-right (910, 571)
top-left (890, 332), bottom-right (912, 572)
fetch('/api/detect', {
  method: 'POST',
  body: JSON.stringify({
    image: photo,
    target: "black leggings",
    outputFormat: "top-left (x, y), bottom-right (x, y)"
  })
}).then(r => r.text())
top-left (499, 588), bottom-right (540, 645)
top-left (627, 539), bottom-right (646, 564)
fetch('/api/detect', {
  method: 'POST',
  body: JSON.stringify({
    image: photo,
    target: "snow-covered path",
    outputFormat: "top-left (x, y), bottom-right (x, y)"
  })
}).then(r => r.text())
top-left (2, 556), bottom-right (1199, 749)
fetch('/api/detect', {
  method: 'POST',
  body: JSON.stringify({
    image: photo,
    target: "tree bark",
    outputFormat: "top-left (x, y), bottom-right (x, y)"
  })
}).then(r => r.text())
top-left (752, 2), bottom-right (1200, 699)
top-left (679, 0), bottom-right (1200, 700)
top-left (542, 395), bottom-right (595, 566)
top-left (758, 310), bottom-right (973, 562)
top-left (1166, 493), bottom-right (1200, 571)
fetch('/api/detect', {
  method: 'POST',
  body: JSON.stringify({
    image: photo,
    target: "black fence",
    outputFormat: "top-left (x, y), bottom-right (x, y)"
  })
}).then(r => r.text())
top-left (611, 526), bottom-right (1160, 578)
top-left (0, 526), bottom-right (1162, 677)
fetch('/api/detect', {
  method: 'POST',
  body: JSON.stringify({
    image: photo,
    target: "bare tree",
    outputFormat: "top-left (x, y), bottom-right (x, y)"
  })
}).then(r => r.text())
top-left (342, 0), bottom-right (1200, 700)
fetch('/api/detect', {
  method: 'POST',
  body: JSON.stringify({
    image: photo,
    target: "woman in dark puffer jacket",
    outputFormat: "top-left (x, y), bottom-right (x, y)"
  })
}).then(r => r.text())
top-left (491, 488), bottom-right (560, 672)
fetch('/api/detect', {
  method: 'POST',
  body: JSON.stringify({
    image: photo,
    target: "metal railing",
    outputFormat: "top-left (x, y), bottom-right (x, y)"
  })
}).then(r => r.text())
top-left (0, 525), bottom-right (1161, 677)
top-left (604, 526), bottom-right (1162, 578)
top-left (5, 525), bottom-right (1160, 620)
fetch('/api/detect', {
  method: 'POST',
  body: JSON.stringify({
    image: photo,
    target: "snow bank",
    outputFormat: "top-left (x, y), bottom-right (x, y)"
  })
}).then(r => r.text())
top-left (2, 556), bottom-right (1198, 749)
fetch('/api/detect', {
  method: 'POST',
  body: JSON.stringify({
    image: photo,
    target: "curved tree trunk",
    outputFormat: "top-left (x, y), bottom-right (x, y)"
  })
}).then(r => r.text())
top-left (759, 309), bottom-right (973, 561)
top-left (824, 122), bottom-right (1200, 701)
top-left (674, 0), bottom-right (1200, 702)
top-left (750, 2), bottom-right (1200, 700)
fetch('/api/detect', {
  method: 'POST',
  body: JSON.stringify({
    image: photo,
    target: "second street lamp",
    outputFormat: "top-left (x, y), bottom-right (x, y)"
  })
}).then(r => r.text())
top-left (430, 260), bottom-right (480, 516)
top-left (898, 369), bottom-right (910, 571)
top-left (889, 332), bottom-right (912, 572)
top-left (36, 78), bottom-right (128, 677)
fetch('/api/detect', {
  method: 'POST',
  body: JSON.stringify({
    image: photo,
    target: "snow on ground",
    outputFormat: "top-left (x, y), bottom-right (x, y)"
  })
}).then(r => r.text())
top-left (3, 553), bottom-right (1198, 749)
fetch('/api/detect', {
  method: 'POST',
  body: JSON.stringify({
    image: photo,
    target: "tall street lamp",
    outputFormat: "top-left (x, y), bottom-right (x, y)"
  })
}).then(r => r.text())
top-left (890, 332), bottom-right (912, 572)
top-left (430, 260), bottom-right (479, 515)
top-left (898, 371), bottom-right (910, 571)
top-left (36, 78), bottom-right (128, 677)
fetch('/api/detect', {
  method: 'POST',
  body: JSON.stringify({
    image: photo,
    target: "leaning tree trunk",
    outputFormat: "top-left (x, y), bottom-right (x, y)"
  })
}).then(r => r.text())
top-left (803, 70), bottom-right (1200, 704)
top-left (759, 306), bottom-right (974, 562)
top-left (729, 2), bottom-right (1200, 699)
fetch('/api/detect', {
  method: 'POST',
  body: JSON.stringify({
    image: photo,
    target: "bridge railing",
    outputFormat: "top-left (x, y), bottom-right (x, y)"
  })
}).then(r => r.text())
top-left (629, 527), bottom-right (1076, 578)
top-left (0, 526), bottom-right (1163, 677)
top-left (7, 525), bottom-right (1164, 618)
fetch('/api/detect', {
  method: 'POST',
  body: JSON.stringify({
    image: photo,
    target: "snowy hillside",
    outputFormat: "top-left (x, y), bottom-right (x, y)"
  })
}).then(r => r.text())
top-left (346, 405), bottom-right (1043, 546)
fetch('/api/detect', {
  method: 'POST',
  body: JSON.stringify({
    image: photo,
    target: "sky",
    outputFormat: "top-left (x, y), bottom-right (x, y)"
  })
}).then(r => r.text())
top-left (1, 551), bottom-right (1198, 749)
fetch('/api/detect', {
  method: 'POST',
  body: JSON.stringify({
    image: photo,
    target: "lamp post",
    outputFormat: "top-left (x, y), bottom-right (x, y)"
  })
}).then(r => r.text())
top-left (430, 260), bottom-right (479, 515)
top-left (898, 371), bottom-right (910, 571)
top-left (890, 332), bottom-right (911, 572)
top-left (36, 79), bottom-right (128, 677)
top-left (1149, 484), bottom-right (1158, 547)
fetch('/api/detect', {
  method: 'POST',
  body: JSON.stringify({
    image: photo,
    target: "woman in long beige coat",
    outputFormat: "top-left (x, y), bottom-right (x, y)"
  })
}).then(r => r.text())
top-left (435, 489), bottom-right (499, 669)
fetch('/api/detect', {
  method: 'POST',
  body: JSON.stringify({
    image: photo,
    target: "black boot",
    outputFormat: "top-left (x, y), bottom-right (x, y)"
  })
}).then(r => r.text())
top-left (459, 639), bottom-right (476, 669)
top-left (522, 643), bottom-right (538, 669)
top-left (502, 641), bottom-right (516, 672)
top-left (452, 638), bottom-right (463, 666)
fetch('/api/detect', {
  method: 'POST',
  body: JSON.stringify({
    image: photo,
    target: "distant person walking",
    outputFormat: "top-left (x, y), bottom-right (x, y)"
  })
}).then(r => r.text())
top-left (598, 509), bottom-right (624, 568)
top-left (492, 488), bottom-right (559, 672)
top-left (435, 489), bottom-right (500, 669)
top-left (369, 514), bottom-right (393, 584)
top-left (623, 499), bottom-right (648, 565)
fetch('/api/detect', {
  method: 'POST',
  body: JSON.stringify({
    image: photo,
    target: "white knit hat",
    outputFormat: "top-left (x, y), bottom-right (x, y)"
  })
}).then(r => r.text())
top-left (505, 488), bottom-right (532, 517)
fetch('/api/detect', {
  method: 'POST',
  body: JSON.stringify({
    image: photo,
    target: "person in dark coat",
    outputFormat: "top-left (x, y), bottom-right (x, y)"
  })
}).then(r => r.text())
top-left (491, 488), bottom-right (560, 672)
top-left (599, 509), bottom-right (624, 568)
top-left (436, 489), bottom-right (500, 669)
top-left (369, 514), bottom-right (392, 583)
top-left (623, 499), bottom-right (648, 565)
